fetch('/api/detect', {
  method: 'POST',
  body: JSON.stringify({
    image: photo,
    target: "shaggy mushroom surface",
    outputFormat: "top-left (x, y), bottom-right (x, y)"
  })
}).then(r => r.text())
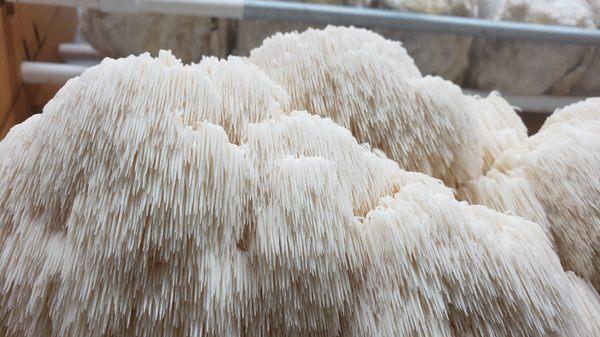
top-left (1, 49), bottom-right (598, 337)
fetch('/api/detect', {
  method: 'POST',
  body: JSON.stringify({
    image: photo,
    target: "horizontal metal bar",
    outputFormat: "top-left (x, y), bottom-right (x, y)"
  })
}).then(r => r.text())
top-left (137, 0), bottom-right (244, 18)
top-left (245, 1), bottom-right (600, 45)
top-left (8, 0), bottom-right (600, 44)
top-left (464, 90), bottom-right (583, 114)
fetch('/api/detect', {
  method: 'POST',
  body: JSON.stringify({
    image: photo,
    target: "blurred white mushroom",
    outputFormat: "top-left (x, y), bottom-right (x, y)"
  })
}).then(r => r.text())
top-left (459, 98), bottom-right (600, 291)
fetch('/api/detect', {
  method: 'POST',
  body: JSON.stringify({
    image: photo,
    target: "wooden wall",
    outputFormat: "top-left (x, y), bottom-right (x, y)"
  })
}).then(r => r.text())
top-left (0, 3), bottom-right (77, 139)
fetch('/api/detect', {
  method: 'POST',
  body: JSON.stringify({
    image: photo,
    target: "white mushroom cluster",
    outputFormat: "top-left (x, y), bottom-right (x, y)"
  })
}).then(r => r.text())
top-left (1, 27), bottom-right (599, 337)
top-left (248, 26), bottom-right (600, 294)
top-left (247, 27), bottom-right (600, 297)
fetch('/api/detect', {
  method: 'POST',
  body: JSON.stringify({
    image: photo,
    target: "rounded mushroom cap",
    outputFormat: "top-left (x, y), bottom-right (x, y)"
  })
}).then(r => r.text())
top-left (249, 26), bottom-right (485, 187)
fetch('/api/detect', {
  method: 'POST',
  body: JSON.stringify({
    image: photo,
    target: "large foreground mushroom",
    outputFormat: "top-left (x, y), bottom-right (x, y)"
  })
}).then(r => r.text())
top-left (1, 50), bottom-right (598, 337)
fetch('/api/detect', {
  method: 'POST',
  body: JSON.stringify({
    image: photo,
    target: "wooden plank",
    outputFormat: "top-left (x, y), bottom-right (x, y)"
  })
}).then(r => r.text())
top-left (0, 5), bottom-right (20, 126)
top-left (23, 7), bottom-right (77, 114)
top-left (0, 4), bottom-right (77, 140)
top-left (0, 89), bottom-right (28, 139)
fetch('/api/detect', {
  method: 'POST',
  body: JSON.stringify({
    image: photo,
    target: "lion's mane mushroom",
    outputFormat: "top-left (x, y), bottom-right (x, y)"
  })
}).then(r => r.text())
top-left (459, 98), bottom-right (600, 291)
top-left (0, 50), bottom-right (597, 337)
top-left (248, 26), bottom-right (486, 188)
top-left (248, 26), bottom-right (600, 293)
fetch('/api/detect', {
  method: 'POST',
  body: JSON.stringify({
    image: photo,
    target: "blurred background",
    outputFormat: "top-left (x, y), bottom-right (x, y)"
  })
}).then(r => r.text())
top-left (3, 0), bottom-right (600, 139)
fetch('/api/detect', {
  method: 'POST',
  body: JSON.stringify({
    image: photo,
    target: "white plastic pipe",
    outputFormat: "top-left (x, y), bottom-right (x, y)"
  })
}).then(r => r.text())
top-left (21, 62), bottom-right (88, 84)
top-left (58, 43), bottom-right (101, 59)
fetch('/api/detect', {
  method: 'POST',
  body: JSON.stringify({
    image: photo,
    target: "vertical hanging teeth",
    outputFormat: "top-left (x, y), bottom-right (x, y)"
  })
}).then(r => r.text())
top-left (248, 25), bottom-right (489, 189)
top-left (0, 26), bottom-right (598, 337)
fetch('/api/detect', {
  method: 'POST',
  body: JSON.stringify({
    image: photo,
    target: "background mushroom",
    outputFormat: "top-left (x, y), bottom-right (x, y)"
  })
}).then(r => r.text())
top-left (459, 98), bottom-right (600, 291)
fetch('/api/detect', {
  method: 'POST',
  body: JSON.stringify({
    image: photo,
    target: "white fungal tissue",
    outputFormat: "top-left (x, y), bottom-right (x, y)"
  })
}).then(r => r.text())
top-left (248, 26), bottom-right (535, 188)
top-left (459, 98), bottom-right (600, 292)
top-left (247, 27), bottom-right (599, 297)
top-left (0, 48), bottom-right (598, 337)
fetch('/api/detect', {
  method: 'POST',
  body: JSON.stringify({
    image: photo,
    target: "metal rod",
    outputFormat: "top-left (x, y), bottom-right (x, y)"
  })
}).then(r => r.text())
top-left (8, 0), bottom-right (600, 45)
top-left (244, 0), bottom-right (600, 45)
top-left (464, 90), bottom-right (583, 114)
top-left (138, 0), bottom-right (244, 17)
